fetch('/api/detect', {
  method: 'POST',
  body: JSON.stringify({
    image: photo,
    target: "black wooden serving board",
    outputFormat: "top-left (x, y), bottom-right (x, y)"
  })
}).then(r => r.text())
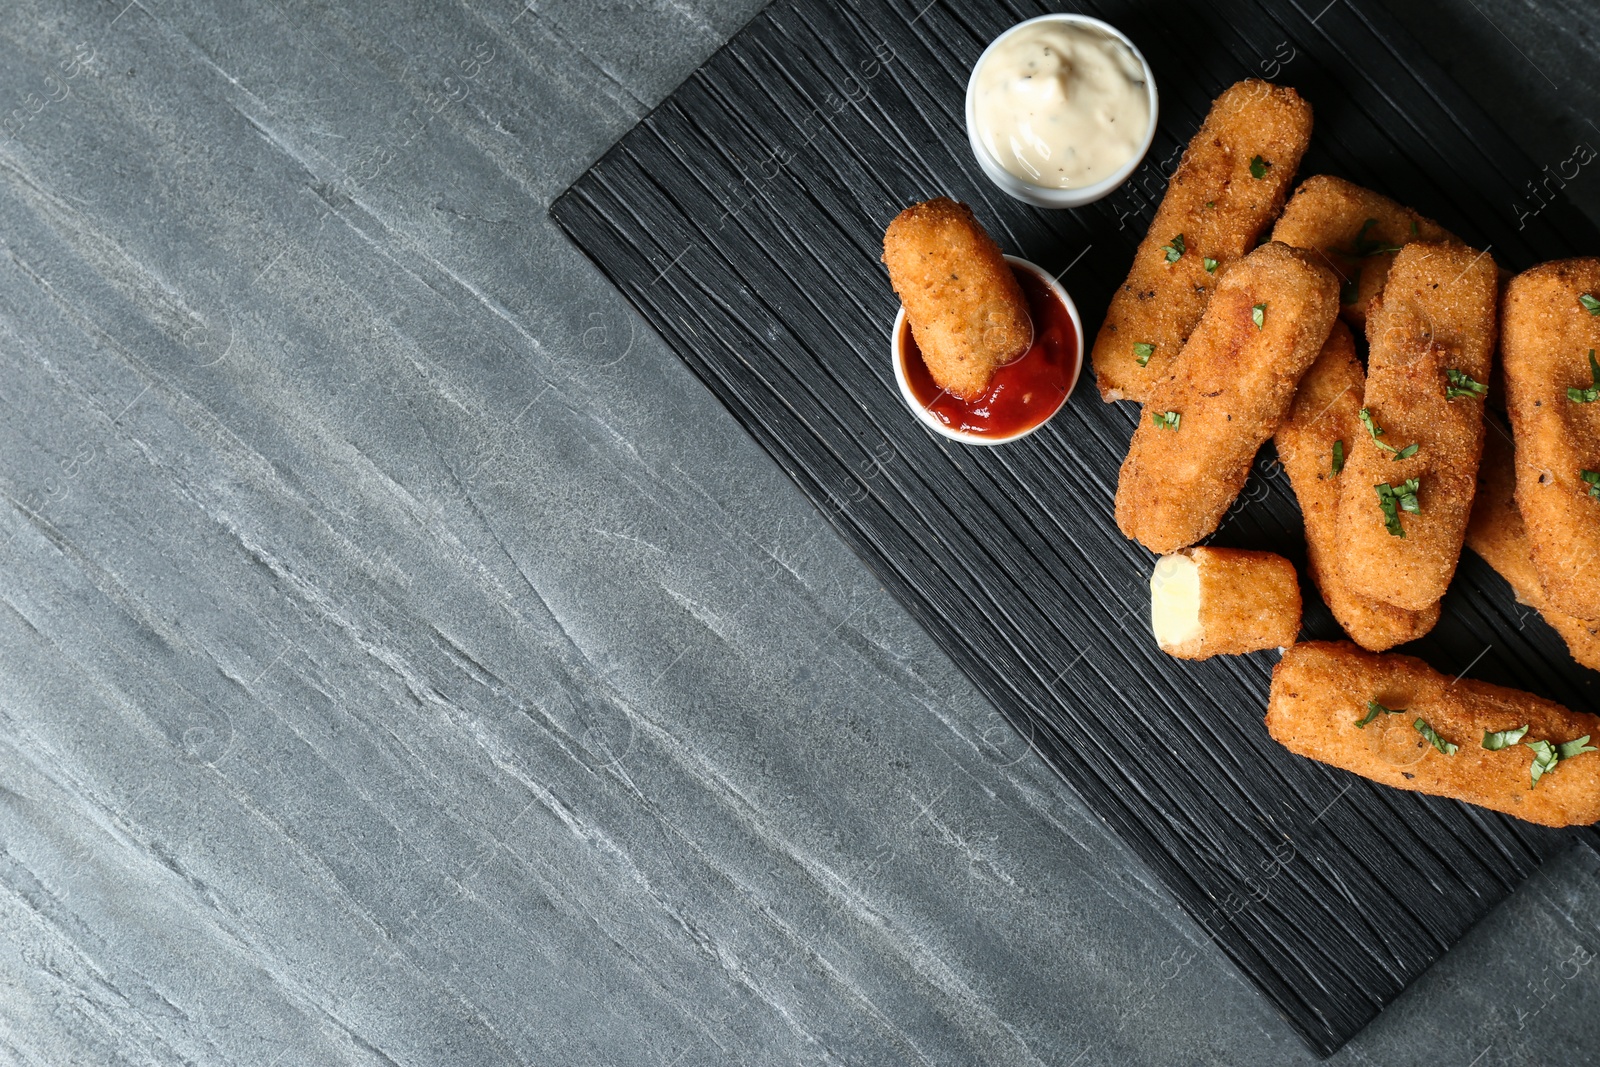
top-left (552, 0), bottom-right (1600, 1054)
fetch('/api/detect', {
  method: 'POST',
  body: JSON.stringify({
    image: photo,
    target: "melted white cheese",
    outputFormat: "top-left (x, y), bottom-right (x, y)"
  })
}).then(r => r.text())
top-left (1151, 553), bottom-right (1202, 651)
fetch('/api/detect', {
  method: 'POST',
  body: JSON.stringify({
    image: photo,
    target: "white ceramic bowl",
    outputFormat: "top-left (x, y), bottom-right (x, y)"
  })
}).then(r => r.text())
top-left (965, 14), bottom-right (1158, 209)
top-left (891, 255), bottom-right (1083, 446)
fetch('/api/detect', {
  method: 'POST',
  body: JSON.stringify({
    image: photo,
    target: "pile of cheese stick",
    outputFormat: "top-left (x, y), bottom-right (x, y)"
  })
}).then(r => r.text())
top-left (1093, 80), bottom-right (1600, 827)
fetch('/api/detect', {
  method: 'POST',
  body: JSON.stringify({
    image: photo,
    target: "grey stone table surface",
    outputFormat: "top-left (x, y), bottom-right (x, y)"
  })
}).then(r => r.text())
top-left (0, 1), bottom-right (1596, 1065)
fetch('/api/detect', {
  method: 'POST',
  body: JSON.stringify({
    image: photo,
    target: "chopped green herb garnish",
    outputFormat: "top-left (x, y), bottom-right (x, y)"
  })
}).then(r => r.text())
top-left (1375, 477), bottom-right (1421, 537)
top-left (1133, 341), bottom-right (1156, 366)
top-left (1526, 739), bottom-right (1561, 787)
top-left (1249, 155), bottom-right (1269, 179)
top-left (1331, 440), bottom-right (1345, 475)
top-left (1340, 270), bottom-right (1360, 305)
top-left (1359, 408), bottom-right (1419, 461)
top-left (1415, 718), bottom-right (1458, 756)
top-left (1203, 256), bottom-right (1218, 273)
top-left (1483, 725), bottom-right (1530, 750)
top-left (1580, 293), bottom-right (1600, 315)
top-left (1375, 485), bottom-right (1404, 536)
top-left (1410, 219), bottom-right (1419, 235)
top-left (1205, 200), bottom-right (1215, 209)
top-left (1583, 469), bottom-right (1600, 499)
top-left (1152, 410), bottom-right (1181, 430)
top-left (1252, 303), bottom-right (1266, 329)
top-left (1526, 734), bottom-right (1599, 787)
top-left (1510, 735), bottom-right (1587, 783)
top-left (1347, 218), bottom-right (1404, 257)
top-left (1559, 735), bottom-right (1598, 760)
top-left (1359, 407), bottom-right (1384, 443)
top-left (1355, 700), bottom-right (1399, 728)
top-left (1162, 234), bottom-right (1186, 262)
top-left (1351, 218), bottom-right (1382, 253)
top-left (1446, 368), bottom-right (1487, 400)
top-left (1567, 350), bottom-right (1600, 403)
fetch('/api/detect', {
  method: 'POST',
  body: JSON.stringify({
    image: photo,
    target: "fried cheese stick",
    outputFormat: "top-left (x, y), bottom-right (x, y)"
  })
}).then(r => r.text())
top-left (1334, 241), bottom-right (1498, 611)
top-left (1466, 422), bottom-right (1600, 669)
top-left (1267, 641), bottom-right (1600, 827)
top-left (1115, 241), bottom-right (1339, 553)
top-left (1274, 321), bottom-right (1440, 649)
top-left (883, 198), bottom-right (1030, 399)
top-left (1500, 258), bottom-right (1600, 620)
top-left (1091, 80), bottom-right (1313, 402)
top-left (1269, 176), bottom-right (1459, 329)
top-left (1149, 547), bottom-right (1301, 659)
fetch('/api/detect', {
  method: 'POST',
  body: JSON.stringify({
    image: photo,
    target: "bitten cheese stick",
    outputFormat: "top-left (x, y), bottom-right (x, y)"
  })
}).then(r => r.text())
top-left (1500, 258), bottom-right (1600, 620)
top-left (1274, 322), bottom-right (1440, 649)
top-left (1091, 80), bottom-right (1312, 402)
top-left (1269, 176), bottom-right (1459, 329)
top-left (1466, 423), bottom-right (1600, 670)
top-left (1150, 547), bottom-right (1300, 659)
top-left (882, 198), bottom-right (1030, 398)
top-left (1335, 242), bottom-right (1498, 611)
top-left (1267, 642), bottom-right (1600, 827)
top-left (1115, 241), bottom-right (1339, 553)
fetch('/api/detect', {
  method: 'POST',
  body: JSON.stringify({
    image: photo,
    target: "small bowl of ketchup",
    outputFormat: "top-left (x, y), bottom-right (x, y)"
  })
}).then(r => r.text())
top-left (892, 256), bottom-right (1082, 445)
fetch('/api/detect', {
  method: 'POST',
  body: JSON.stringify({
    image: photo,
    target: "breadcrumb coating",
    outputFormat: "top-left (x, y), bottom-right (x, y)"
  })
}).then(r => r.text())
top-left (883, 198), bottom-right (1030, 399)
top-left (1156, 547), bottom-right (1301, 660)
top-left (1270, 175), bottom-right (1459, 329)
top-left (1268, 641), bottom-right (1600, 827)
top-left (1115, 241), bottom-right (1339, 553)
top-left (1275, 322), bottom-right (1441, 649)
top-left (1466, 425), bottom-right (1600, 670)
top-left (1092, 80), bottom-right (1313, 402)
top-left (1500, 258), bottom-right (1600, 619)
top-left (1334, 241), bottom-right (1498, 611)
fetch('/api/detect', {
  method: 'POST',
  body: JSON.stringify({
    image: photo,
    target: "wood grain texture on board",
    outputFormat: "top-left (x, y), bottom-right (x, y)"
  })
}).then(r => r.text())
top-left (552, 0), bottom-right (1600, 1054)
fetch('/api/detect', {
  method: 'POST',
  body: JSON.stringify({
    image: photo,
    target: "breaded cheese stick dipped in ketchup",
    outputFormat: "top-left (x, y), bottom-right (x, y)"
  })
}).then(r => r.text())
top-left (1115, 241), bottom-right (1339, 554)
top-left (1500, 258), bottom-right (1600, 621)
top-left (1334, 241), bottom-right (1497, 612)
top-left (1091, 79), bottom-right (1313, 402)
top-left (882, 198), bottom-right (1030, 399)
top-left (1274, 321), bottom-right (1440, 649)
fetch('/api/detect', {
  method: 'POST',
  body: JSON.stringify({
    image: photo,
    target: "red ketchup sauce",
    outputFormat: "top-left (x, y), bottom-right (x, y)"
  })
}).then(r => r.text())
top-left (899, 266), bottom-right (1078, 439)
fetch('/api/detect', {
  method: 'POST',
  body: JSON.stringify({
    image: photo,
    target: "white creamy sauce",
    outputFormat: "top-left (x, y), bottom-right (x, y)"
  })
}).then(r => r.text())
top-left (974, 22), bottom-right (1150, 189)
